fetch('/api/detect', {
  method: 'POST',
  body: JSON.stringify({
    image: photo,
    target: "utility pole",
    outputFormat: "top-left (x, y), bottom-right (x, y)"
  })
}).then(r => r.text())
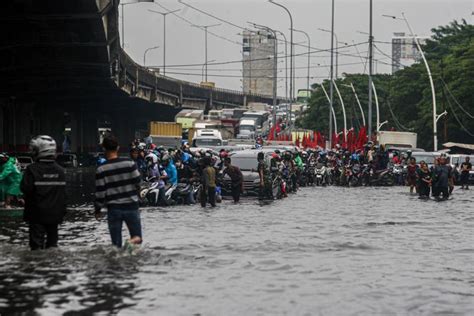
top-left (368, 0), bottom-right (374, 141)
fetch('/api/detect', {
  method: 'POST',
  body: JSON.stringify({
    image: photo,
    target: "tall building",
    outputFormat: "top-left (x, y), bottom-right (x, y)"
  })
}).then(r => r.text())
top-left (242, 30), bottom-right (277, 96)
top-left (391, 32), bottom-right (428, 73)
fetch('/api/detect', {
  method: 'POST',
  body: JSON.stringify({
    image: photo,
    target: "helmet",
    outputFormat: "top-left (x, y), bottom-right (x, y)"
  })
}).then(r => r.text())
top-left (145, 153), bottom-right (158, 165)
top-left (0, 153), bottom-right (9, 165)
top-left (30, 135), bottom-right (57, 159)
top-left (161, 154), bottom-right (170, 164)
top-left (219, 150), bottom-right (229, 159)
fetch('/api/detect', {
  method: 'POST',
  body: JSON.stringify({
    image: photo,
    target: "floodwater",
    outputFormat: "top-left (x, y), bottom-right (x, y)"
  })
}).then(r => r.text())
top-left (0, 187), bottom-right (473, 315)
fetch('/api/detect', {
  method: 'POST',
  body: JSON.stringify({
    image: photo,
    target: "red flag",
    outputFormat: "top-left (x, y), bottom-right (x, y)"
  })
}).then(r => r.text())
top-left (295, 135), bottom-right (300, 147)
top-left (268, 127), bottom-right (274, 141)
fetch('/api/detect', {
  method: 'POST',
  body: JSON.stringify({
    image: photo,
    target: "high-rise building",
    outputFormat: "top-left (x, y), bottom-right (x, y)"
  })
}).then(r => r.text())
top-left (242, 30), bottom-right (276, 96)
top-left (391, 32), bottom-right (428, 73)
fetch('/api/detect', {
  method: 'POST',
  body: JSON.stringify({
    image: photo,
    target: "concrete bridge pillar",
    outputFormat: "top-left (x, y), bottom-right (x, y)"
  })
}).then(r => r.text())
top-left (69, 108), bottom-right (99, 153)
top-left (111, 110), bottom-right (135, 149)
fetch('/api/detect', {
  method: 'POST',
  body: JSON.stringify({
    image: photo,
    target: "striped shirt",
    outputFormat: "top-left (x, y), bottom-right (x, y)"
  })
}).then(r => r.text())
top-left (95, 158), bottom-right (141, 211)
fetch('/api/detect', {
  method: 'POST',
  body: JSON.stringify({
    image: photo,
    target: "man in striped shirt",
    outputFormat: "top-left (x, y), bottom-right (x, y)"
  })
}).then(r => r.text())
top-left (95, 134), bottom-right (142, 248)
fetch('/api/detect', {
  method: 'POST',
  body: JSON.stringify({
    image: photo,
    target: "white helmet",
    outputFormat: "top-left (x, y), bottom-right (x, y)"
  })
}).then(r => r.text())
top-left (145, 153), bottom-right (158, 165)
top-left (30, 135), bottom-right (57, 159)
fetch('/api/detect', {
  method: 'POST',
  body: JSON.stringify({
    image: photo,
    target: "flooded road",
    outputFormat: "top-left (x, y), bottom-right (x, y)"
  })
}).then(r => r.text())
top-left (0, 187), bottom-right (473, 315)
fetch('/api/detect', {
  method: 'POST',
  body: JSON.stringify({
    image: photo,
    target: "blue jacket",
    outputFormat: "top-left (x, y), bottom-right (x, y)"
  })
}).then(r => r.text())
top-left (165, 162), bottom-right (178, 185)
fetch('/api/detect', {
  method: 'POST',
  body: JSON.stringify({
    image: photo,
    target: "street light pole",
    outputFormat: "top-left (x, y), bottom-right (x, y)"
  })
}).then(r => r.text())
top-left (333, 79), bottom-right (348, 142)
top-left (383, 13), bottom-right (439, 150)
top-left (368, 0), bottom-right (374, 141)
top-left (269, 0), bottom-right (294, 130)
top-left (402, 13), bottom-right (438, 151)
top-left (191, 24), bottom-right (221, 82)
top-left (143, 45), bottom-right (160, 66)
top-left (292, 28), bottom-right (311, 95)
top-left (330, 0), bottom-right (335, 148)
top-left (320, 83), bottom-right (338, 133)
top-left (372, 81), bottom-right (380, 133)
top-left (148, 9), bottom-right (180, 76)
top-left (121, 0), bottom-right (155, 50)
top-left (343, 83), bottom-right (366, 127)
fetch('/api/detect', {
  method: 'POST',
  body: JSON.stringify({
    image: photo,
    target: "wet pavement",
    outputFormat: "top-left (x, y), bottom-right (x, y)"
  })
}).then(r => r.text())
top-left (0, 187), bottom-right (473, 315)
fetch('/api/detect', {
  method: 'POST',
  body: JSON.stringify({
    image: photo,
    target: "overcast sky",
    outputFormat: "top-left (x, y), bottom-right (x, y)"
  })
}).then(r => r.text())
top-left (122, 0), bottom-right (473, 95)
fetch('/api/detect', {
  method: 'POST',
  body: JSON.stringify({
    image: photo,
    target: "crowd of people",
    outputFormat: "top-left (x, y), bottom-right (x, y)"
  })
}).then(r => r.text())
top-left (0, 133), bottom-right (472, 251)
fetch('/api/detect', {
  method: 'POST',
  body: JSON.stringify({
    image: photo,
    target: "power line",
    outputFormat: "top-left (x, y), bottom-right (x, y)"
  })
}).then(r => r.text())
top-left (440, 78), bottom-right (474, 119)
top-left (160, 71), bottom-right (332, 79)
top-left (147, 41), bottom-right (369, 68)
top-left (445, 89), bottom-right (474, 136)
top-left (163, 61), bottom-right (370, 71)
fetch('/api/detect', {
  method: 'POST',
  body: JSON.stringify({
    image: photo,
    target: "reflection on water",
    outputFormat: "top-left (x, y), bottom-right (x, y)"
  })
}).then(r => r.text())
top-left (0, 187), bottom-right (473, 315)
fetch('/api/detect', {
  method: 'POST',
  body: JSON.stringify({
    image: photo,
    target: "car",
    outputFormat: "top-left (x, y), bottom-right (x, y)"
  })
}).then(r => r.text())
top-left (410, 152), bottom-right (444, 169)
top-left (222, 149), bottom-right (274, 196)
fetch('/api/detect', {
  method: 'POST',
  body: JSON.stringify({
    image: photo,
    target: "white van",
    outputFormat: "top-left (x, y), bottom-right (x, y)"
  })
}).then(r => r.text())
top-left (192, 129), bottom-right (223, 147)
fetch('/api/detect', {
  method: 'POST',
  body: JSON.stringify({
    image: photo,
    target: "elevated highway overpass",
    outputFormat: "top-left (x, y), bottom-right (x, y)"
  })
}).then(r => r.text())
top-left (0, 0), bottom-right (282, 152)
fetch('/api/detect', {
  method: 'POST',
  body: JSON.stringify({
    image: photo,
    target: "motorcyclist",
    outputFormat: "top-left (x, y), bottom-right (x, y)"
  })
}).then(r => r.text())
top-left (145, 153), bottom-right (160, 180)
top-left (161, 154), bottom-right (177, 187)
top-left (130, 147), bottom-right (147, 179)
top-left (317, 151), bottom-right (329, 166)
top-left (217, 149), bottom-right (228, 171)
top-left (176, 158), bottom-right (196, 205)
top-left (0, 153), bottom-right (23, 208)
top-left (145, 153), bottom-right (168, 205)
top-left (21, 135), bottom-right (66, 250)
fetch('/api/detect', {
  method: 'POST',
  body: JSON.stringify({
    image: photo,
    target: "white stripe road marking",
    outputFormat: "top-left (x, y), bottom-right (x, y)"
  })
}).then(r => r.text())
top-left (35, 181), bottom-right (66, 186)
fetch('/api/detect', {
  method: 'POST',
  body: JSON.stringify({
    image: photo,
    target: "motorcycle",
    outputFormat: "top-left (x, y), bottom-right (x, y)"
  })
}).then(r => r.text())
top-left (139, 177), bottom-right (159, 206)
top-left (348, 164), bottom-right (363, 187)
top-left (171, 182), bottom-right (193, 205)
top-left (392, 164), bottom-right (404, 186)
top-left (315, 163), bottom-right (328, 186)
top-left (271, 171), bottom-right (284, 199)
top-left (362, 166), bottom-right (395, 186)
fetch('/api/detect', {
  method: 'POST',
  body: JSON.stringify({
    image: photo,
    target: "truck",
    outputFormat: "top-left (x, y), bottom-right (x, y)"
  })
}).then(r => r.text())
top-left (149, 121), bottom-right (183, 147)
top-left (247, 102), bottom-right (269, 112)
top-left (175, 110), bottom-right (204, 129)
top-left (192, 129), bottom-right (223, 147)
top-left (378, 131), bottom-right (417, 149)
top-left (237, 119), bottom-right (257, 139)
